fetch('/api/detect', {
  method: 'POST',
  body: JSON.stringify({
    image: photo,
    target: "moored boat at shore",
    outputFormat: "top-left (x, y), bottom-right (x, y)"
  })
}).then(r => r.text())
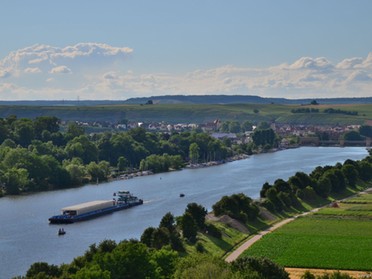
top-left (49, 191), bottom-right (143, 224)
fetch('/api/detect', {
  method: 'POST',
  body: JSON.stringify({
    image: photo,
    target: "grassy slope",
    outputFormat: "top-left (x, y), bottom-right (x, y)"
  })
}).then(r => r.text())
top-left (1, 103), bottom-right (372, 125)
top-left (239, 191), bottom-right (372, 270)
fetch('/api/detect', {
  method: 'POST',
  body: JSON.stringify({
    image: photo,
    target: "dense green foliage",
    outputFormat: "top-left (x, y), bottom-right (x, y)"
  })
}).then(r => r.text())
top-left (23, 243), bottom-right (289, 279)
top-left (0, 116), bottom-right (236, 196)
top-left (231, 256), bottom-right (289, 279)
top-left (323, 108), bottom-right (358, 115)
top-left (259, 153), bottom-right (372, 212)
top-left (212, 193), bottom-right (259, 222)
top-left (291, 108), bottom-right (319, 113)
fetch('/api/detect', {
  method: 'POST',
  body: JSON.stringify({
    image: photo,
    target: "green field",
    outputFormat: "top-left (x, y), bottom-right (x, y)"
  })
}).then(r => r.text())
top-left (0, 103), bottom-right (372, 125)
top-left (241, 193), bottom-right (372, 271)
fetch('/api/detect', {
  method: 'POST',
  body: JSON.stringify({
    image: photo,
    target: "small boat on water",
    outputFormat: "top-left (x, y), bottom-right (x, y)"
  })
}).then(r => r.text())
top-left (179, 193), bottom-right (185, 198)
top-left (58, 228), bottom-right (66, 235)
top-left (49, 191), bottom-right (143, 224)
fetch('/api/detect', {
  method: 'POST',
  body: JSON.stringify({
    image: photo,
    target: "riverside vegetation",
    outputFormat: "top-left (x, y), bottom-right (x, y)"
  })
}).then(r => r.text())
top-left (18, 147), bottom-right (372, 278)
top-left (0, 115), bottom-right (279, 197)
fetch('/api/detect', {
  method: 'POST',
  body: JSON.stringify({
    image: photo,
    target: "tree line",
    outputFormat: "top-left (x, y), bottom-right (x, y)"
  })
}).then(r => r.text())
top-left (0, 115), bottom-right (278, 197)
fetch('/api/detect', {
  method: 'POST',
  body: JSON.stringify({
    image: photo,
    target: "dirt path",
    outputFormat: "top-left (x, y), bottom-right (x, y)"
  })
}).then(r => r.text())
top-left (225, 208), bottom-right (319, 263)
top-left (285, 267), bottom-right (372, 279)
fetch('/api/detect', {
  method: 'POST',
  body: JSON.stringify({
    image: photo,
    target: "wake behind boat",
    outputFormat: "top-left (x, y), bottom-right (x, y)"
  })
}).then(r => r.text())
top-left (49, 191), bottom-right (143, 224)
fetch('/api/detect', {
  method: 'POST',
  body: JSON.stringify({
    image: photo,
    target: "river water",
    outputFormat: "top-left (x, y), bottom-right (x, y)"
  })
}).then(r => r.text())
top-left (0, 147), bottom-right (368, 278)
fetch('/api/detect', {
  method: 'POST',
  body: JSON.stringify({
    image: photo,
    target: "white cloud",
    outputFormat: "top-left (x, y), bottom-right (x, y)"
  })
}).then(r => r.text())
top-left (0, 42), bottom-right (133, 75)
top-left (0, 43), bottom-right (371, 100)
top-left (284, 57), bottom-right (333, 71)
top-left (24, 67), bottom-right (42, 74)
top-left (345, 70), bottom-right (372, 83)
top-left (50, 65), bottom-right (71, 74)
top-left (103, 72), bottom-right (118, 80)
top-left (336, 57), bottom-right (364, 69)
top-left (0, 69), bottom-right (11, 78)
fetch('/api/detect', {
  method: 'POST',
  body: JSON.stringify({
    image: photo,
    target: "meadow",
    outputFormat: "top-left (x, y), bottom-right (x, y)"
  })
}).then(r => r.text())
top-left (241, 193), bottom-right (372, 271)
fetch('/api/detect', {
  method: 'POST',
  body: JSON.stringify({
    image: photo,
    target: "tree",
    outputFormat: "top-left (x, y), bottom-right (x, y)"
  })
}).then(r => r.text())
top-left (87, 161), bottom-right (110, 182)
top-left (159, 212), bottom-right (176, 233)
top-left (65, 159), bottom-right (86, 185)
top-left (151, 248), bottom-right (179, 278)
top-left (102, 241), bottom-right (156, 279)
top-left (252, 128), bottom-right (276, 147)
top-left (2, 167), bottom-right (29, 194)
top-left (65, 122), bottom-right (85, 140)
top-left (117, 156), bottom-right (128, 171)
top-left (359, 125), bottom-right (372, 138)
top-left (65, 135), bottom-right (98, 164)
top-left (26, 262), bottom-right (61, 278)
top-left (343, 130), bottom-right (362, 141)
top-left (34, 116), bottom-right (60, 140)
top-left (179, 212), bottom-right (198, 243)
top-left (358, 161), bottom-right (372, 181)
top-left (313, 176), bottom-right (332, 198)
top-left (266, 188), bottom-right (283, 211)
top-left (185, 203), bottom-right (207, 230)
top-left (174, 254), bottom-right (234, 279)
top-left (73, 264), bottom-right (111, 279)
top-left (212, 193), bottom-right (259, 222)
top-left (152, 227), bottom-right (171, 249)
top-left (140, 227), bottom-right (156, 247)
top-left (189, 142), bottom-right (200, 164)
top-left (260, 182), bottom-right (272, 198)
top-left (12, 118), bottom-right (35, 147)
top-left (289, 172), bottom-right (313, 190)
top-left (241, 121), bottom-right (253, 132)
top-left (228, 121), bottom-right (241, 133)
top-left (341, 164), bottom-right (359, 187)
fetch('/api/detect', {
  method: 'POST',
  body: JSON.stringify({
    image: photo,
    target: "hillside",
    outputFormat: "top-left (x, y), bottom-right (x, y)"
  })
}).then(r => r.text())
top-left (124, 95), bottom-right (372, 105)
top-left (0, 103), bottom-right (372, 125)
top-left (1, 95), bottom-right (372, 107)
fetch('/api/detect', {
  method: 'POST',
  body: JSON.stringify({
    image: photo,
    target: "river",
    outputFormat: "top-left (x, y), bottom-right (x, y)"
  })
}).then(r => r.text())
top-left (0, 147), bottom-right (368, 278)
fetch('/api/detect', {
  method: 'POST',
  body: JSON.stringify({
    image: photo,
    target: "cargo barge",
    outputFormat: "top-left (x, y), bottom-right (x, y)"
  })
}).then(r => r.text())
top-left (49, 191), bottom-right (143, 224)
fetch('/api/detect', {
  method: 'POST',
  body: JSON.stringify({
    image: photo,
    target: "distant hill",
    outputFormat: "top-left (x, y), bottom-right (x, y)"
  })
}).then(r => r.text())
top-left (0, 95), bottom-right (371, 106)
top-left (0, 100), bottom-right (125, 106)
top-left (123, 95), bottom-right (372, 105)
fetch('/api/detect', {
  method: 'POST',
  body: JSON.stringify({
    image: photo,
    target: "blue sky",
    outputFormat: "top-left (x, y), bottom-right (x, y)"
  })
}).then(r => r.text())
top-left (1, 0), bottom-right (372, 100)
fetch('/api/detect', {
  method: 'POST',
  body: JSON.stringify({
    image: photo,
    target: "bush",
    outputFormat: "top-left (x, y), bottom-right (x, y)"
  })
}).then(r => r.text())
top-left (231, 256), bottom-right (289, 279)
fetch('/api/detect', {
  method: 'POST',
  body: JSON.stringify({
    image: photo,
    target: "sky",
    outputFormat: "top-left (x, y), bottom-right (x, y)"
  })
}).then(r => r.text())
top-left (0, 0), bottom-right (372, 100)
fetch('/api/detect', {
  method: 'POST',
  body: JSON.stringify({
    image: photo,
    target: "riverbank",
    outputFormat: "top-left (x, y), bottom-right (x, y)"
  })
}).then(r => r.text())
top-left (185, 154), bottom-right (250, 169)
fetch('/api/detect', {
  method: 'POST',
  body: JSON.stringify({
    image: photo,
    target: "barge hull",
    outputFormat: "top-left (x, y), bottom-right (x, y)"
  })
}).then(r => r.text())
top-left (49, 200), bottom-right (143, 224)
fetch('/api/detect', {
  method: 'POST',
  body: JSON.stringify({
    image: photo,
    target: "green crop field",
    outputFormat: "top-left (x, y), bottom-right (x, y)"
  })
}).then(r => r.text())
top-left (241, 193), bottom-right (372, 271)
top-left (0, 103), bottom-right (372, 125)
